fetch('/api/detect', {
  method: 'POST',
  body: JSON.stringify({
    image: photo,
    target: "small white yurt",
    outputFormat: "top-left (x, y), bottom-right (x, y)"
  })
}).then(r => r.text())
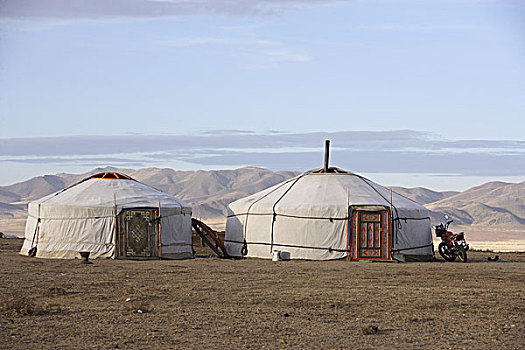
top-left (225, 143), bottom-right (433, 261)
top-left (20, 172), bottom-right (193, 259)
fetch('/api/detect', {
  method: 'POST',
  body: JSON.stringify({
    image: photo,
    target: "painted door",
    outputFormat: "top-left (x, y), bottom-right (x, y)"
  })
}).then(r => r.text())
top-left (119, 209), bottom-right (158, 258)
top-left (350, 209), bottom-right (391, 260)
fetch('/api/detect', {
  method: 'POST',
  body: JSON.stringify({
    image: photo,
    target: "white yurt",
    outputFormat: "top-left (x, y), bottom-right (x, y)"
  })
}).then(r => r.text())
top-left (225, 165), bottom-right (433, 262)
top-left (20, 172), bottom-right (193, 259)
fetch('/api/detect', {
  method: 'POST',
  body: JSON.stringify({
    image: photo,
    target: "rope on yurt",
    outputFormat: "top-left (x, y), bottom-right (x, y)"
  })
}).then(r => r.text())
top-left (354, 176), bottom-right (402, 243)
top-left (225, 239), bottom-right (433, 255)
top-left (158, 201), bottom-right (162, 259)
top-left (27, 214), bottom-right (114, 220)
top-left (393, 217), bottom-right (431, 221)
top-left (346, 188), bottom-right (350, 261)
top-left (269, 174), bottom-right (308, 253)
top-left (113, 194), bottom-right (118, 259)
top-left (390, 187), bottom-right (394, 259)
top-left (26, 210), bottom-right (185, 221)
top-left (242, 174), bottom-right (307, 256)
top-left (224, 239), bottom-right (352, 253)
top-left (228, 212), bottom-right (348, 220)
top-left (391, 243), bottom-right (434, 253)
top-left (356, 176), bottom-right (434, 256)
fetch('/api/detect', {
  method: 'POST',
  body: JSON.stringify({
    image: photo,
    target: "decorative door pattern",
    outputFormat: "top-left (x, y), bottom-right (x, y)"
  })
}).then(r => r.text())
top-left (118, 209), bottom-right (158, 258)
top-left (349, 209), bottom-right (391, 260)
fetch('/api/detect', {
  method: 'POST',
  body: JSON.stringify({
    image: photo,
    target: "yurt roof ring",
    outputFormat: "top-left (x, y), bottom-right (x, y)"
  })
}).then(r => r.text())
top-left (41, 172), bottom-right (136, 203)
top-left (89, 172), bottom-right (135, 180)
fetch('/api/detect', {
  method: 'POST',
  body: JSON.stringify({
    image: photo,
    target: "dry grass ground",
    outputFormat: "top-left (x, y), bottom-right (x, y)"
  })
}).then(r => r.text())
top-left (1, 238), bottom-right (524, 349)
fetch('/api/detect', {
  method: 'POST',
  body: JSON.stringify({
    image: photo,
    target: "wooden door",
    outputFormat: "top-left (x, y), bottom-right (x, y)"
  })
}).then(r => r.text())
top-left (118, 209), bottom-right (158, 258)
top-left (350, 209), bottom-right (391, 260)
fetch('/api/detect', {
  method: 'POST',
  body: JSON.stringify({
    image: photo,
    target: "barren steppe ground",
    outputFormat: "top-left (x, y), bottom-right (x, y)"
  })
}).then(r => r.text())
top-left (1, 238), bottom-right (524, 349)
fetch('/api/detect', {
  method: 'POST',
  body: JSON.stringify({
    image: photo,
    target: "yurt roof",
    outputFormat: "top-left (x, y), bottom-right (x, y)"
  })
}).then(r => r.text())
top-left (229, 168), bottom-right (426, 217)
top-left (31, 172), bottom-right (190, 209)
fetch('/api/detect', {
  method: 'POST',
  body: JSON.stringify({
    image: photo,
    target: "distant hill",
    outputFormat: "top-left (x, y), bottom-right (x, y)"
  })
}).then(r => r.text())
top-left (391, 186), bottom-right (458, 205)
top-left (0, 168), bottom-right (523, 241)
top-left (0, 167), bottom-right (299, 233)
top-left (129, 167), bottom-right (300, 226)
top-left (425, 181), bottom-right (525, 229)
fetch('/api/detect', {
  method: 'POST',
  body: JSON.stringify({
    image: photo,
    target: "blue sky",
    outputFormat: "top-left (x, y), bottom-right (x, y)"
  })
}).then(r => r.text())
top-left (0, 0), bottom-right (524, 190)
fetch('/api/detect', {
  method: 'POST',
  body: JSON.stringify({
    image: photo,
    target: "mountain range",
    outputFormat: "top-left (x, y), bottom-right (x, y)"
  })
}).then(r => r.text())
top-left (0, 167), bottom-right (523, 241)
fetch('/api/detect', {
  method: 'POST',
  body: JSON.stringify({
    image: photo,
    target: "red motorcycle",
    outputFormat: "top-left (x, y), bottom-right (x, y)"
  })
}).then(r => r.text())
top-left (434, 215), bottom-right (469, 262)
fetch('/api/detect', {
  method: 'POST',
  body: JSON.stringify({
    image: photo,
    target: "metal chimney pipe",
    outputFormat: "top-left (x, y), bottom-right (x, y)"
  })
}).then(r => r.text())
top-left (324, 139), bottom-right (330, 172)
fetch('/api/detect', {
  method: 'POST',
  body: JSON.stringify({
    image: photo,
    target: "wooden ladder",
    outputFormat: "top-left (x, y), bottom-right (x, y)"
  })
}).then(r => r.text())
top-left (191, 218), bottom-right (229, 258)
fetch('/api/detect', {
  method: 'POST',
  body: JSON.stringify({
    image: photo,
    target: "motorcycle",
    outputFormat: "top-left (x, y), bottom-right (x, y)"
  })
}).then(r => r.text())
top-left (434, 215), bottom-right (469, 262)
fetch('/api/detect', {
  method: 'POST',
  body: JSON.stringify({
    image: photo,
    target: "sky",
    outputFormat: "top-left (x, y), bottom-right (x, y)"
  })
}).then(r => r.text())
top-left (0, 0), bottom-right (524, 190)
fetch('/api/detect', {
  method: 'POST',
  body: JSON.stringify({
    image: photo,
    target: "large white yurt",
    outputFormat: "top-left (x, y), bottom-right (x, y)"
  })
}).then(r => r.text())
top-left (20, 172), bottom-right (193, 259)
top-left (225, 167), bottom-right (433, 262)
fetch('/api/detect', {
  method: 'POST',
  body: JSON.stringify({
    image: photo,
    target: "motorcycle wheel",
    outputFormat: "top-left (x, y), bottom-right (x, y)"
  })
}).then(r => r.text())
top-left (438, 242), bottom-right (456, 262)
top-left (457, 246), bottom-right (467, 263)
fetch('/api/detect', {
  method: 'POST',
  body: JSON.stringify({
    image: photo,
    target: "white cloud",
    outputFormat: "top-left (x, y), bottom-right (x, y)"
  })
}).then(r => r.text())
top-left (359, 24), bottom-right (485, 32)
top-left (263, 50), bottom-right (311, 62)
top-left (0, 131), bottom-right (523, 178)
top-left (163, 36), bottom-right (279, 48)
top-left (164, 37), bottom-right (235, 47)
top-left (161, 35), bottom-right (311, 65)
top-left (0, 0), bottom-right (344, 20)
